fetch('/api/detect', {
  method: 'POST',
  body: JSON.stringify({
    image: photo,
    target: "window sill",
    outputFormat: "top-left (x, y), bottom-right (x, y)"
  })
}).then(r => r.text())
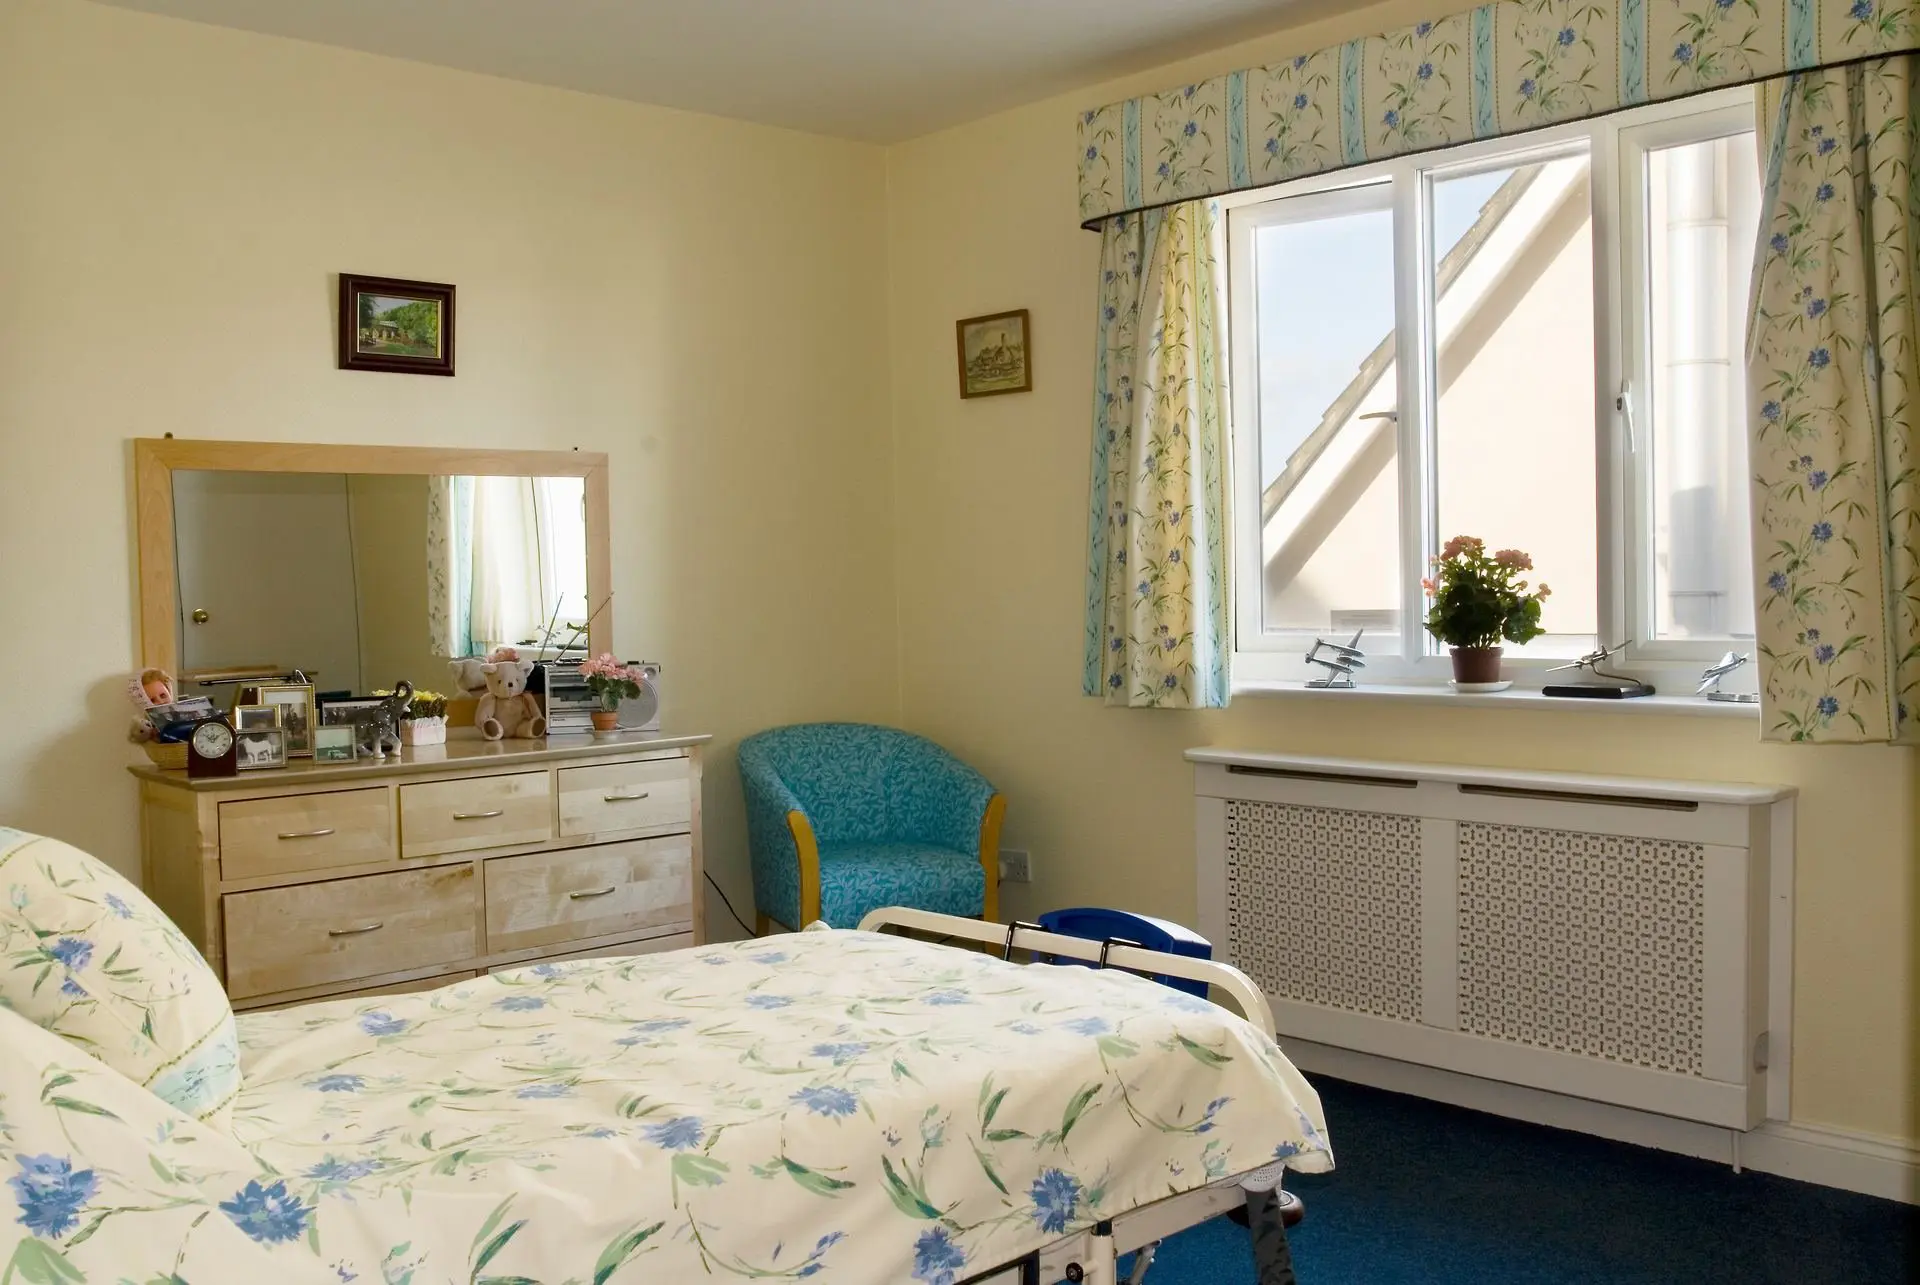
top-left (1231, 680), bottom-right (1759, 719)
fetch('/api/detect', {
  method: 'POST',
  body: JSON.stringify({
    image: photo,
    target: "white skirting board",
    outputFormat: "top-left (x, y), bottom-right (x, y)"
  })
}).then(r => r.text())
top-left (1288, 1038), bottom-right (1920, 1205)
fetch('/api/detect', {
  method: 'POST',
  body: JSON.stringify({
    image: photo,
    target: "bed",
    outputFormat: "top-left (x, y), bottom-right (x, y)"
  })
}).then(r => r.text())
top-left (1, 913), bottom-right (1331, 1284)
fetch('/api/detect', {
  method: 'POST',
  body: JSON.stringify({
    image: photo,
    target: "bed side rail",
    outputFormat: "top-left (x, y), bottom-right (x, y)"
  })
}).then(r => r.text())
top-left (855, 906), bottom-right (1276, 1041)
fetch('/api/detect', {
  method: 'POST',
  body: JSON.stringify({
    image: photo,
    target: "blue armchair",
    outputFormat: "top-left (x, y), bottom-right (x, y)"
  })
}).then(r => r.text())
top-left (739, 723), bottom-right (1004, 932)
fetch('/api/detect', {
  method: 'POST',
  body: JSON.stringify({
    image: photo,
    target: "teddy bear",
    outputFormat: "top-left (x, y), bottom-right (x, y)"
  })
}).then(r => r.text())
top-left (475, 655), bottom-right (547, 741)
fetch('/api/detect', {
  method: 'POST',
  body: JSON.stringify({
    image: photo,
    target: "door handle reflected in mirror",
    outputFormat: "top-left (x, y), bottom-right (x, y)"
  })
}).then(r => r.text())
top-left (190, 608), bottom-right (210, 624)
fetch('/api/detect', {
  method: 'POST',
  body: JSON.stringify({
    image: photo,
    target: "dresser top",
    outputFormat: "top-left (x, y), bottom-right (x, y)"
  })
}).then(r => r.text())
top-left (130, 731), bottom-right (712, 792)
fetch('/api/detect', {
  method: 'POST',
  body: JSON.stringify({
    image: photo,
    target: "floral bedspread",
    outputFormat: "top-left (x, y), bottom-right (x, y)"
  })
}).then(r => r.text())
top-left (2, 927), bottom-right (1331, 1283)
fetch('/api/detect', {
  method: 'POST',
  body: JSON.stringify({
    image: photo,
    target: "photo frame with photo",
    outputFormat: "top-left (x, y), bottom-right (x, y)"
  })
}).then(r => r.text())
top-left (235, 727), bottom-right (287, 771)
top-left (338, 273), bottom-right (456, 376)
top-left (257, 684), bottom-right (316, 757)
top-left (312, 725), bottom-right (357, 763)
top-left (232, 704), bottom-right (281, 733)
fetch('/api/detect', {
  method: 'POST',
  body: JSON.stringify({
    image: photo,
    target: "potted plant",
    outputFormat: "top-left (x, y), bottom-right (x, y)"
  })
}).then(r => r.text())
top-left (1423, 536), bottom-right (1550, 686)
top-left (394, 689), bottom-right (449, 745)
top-left (577, 654), bottom-right (644, 734)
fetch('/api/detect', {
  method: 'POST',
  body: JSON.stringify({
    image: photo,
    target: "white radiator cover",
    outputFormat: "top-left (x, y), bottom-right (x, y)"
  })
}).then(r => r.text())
top-left (1191, 750), bottom-right (1795, 1131)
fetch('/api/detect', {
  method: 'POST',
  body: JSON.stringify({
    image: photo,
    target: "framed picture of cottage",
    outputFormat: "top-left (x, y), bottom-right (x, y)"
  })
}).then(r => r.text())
top-left (338, 273), bottom-right (456, 376)
top-left (955, 308), bottom-right (1031, 398)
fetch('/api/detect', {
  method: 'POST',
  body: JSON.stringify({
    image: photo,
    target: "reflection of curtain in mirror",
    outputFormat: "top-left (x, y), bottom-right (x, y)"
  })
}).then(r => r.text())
top-left (535, 477), bottom-right (590, 639)
top-left (426, 475), bottom-right (474, 659)
top-left (469, 476), bottom-right (546, 651)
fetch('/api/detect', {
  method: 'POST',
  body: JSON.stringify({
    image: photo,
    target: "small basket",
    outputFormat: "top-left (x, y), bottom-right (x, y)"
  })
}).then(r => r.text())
top-left (141, 741), bottom-right (189, 770)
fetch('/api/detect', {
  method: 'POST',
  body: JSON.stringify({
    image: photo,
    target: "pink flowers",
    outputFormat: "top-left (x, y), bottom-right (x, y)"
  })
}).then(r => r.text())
top-left (578, 653), bottom-right (632, 681)
top-left (1493, 548), bottom-right (1533, 571)
top-left (1423, 535), bottom-right (1551, 648)
top-left (578, 654), bottom-right (644, 707)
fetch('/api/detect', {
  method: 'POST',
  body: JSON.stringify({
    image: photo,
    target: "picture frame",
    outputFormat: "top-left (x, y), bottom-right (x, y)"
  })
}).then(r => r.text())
top-left (235, 727), bottom-right (287, 771)
top-left (257, 684), bottom-right (316, 758)
top-left (338, 273), bottom-right (456, 376)
top-left (232, 703), bottom-right (281, 733)
top-left (312, 725), bottom-right (357, 764)
top-left (319, 699), bottom-right (382, 727)
top-left (955, 308), bottom-right (1032, 398)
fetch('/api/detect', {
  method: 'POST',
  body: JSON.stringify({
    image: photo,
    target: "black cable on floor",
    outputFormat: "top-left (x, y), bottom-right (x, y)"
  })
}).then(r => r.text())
top-left (704, 871), bottom-right (756, 938)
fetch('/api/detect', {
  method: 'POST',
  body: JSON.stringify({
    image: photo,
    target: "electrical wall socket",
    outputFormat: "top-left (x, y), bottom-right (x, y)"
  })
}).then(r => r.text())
top-left (999, 848), bottom-right (1032, 883)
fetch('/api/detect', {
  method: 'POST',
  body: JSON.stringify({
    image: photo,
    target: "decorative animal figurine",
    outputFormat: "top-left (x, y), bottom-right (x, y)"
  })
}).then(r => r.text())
top-left (476, 657), bottom-right (546, 741)
top-left (352, 680), bottom-right (414, 760)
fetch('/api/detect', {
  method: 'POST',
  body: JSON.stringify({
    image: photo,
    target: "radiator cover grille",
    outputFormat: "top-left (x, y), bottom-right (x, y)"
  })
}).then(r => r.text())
top-left (1457, 821), bottom-right (1706, 1075)
top-left (1224, 799), bottom-right (1422, 1021)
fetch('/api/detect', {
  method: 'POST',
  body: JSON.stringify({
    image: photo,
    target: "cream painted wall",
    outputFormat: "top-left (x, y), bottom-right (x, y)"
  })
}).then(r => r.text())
top-left (883, 0), bottom-right (1919, 1145)
top-left (0, 0), bottom-right (899, 938)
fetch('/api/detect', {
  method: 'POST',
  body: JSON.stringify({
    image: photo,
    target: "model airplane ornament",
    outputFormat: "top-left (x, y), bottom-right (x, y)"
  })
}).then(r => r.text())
top-left (1304, 630), bottom-right (1365, 689)
top-left (1542, 640), bottom-right (1654, 699)
top-left (1697, 651), bottom-right (1758, 703)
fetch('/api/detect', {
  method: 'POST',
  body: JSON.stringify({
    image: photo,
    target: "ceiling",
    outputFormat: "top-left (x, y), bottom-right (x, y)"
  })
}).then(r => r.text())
top-left (89, 0), bottom-right (1321, 142)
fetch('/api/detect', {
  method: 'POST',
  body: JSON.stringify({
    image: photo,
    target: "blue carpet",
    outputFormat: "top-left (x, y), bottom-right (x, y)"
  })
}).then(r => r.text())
top-left (1142, 1078), bottom-right (1919, 1284)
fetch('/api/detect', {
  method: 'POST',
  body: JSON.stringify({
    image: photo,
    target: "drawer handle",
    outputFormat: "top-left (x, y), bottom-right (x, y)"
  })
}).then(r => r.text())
top-left (452, 810), bottom-right (505, 821)
top-left (603, 791), bottom-right (651, 803)
top-left (326, 922), bottom-right (383, 937)
top-left (277, 828), bottom-right (336, 840)
top-left (568, 885), bottom-right (619, 900)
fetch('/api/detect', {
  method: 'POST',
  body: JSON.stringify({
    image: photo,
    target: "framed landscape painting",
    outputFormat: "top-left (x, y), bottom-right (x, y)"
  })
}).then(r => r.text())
top-left (338, 273), bottom-right (456, 375)
top-left (956, 308), bottom-right (1031, 398)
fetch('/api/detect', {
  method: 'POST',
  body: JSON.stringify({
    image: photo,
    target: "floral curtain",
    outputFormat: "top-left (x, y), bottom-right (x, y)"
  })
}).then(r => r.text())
top-left (1748, 56), bottom-right (1920, 742)
top-left (425, 475), bottom-right (474, 659)
top-left (1083, 200), bottom-right (1231, 708)
top-left (1077, 0), bottom-right (1920, 227)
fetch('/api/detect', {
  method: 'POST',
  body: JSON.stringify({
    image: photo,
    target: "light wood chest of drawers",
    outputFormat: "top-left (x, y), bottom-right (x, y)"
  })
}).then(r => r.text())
top-left (131, 734), bottom-right (708, 1010)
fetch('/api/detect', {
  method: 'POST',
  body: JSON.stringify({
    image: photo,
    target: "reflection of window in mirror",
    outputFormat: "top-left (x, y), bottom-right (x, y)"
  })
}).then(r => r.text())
top-left (429, 476), bottom-right (588, 660)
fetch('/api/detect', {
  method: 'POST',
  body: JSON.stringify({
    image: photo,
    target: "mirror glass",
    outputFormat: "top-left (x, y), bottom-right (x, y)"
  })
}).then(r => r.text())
top-left (171, 471), bottom-right (590, 695)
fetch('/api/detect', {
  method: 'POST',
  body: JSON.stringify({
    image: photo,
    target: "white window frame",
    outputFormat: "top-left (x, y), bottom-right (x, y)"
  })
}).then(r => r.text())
top-left (1225, 87), bottom-right (1758, 694)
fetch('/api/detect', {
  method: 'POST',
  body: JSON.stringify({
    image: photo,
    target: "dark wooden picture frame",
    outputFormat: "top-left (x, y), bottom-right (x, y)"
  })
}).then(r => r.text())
top-left (955, 308), bottom-right (1032, 398)
top-left (338, 273), bottom-right (456, 376)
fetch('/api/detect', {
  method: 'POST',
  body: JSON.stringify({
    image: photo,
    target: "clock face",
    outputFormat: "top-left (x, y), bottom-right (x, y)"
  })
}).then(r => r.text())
top-left (192, 721), bottom-right (233, 757)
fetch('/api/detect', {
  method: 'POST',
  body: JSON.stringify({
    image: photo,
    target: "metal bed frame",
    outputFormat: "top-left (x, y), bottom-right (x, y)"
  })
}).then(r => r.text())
top-left (857, 908), bottom-right (1300, 1285)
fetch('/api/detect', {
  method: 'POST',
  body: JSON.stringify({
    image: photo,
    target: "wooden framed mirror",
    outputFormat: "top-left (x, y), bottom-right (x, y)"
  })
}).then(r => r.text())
top-left (133, 439), bottom-right (611, 689)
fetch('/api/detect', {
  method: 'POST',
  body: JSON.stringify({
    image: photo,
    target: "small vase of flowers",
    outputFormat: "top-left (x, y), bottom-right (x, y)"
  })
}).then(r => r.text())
top-left (392, 690), bottom-right (449, 745)
top-left (578, 654), bottom-right (644, 734)
top-left (1423, 536), bottom-right (1551, 686)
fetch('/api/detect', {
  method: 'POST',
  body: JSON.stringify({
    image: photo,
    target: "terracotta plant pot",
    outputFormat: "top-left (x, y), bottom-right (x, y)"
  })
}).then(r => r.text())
top-left (591, 709), bottom-right (620, 733)
top-left (1449, 646), bottom-right (1504, 684)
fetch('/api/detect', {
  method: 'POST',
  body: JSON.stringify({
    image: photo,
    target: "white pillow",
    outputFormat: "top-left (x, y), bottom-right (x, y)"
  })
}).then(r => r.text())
top-left (0, 828), bottom-right (238, 1128)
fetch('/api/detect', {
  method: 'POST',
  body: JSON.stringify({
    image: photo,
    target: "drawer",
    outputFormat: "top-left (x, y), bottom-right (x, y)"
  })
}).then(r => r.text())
top-left (218, 788), bottom-right (393, 881)
top-left (489, 932), bottom-right (693, 973)
top-left (484, 836), bottom-right (692, 955)
top-left (223, 866), bottom-right (477, 999)
top-left (399, 772), bottom-right (552, 858)
top-left (557, 758), bottom-right (691, 838)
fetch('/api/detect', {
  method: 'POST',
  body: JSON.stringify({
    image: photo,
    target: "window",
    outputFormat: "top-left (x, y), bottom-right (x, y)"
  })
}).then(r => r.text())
top-left (1227, 89), bottom-right (1759, 687)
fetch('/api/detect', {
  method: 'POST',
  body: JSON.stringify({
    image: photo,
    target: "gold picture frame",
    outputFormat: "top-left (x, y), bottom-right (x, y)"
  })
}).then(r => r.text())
top-left (232, 703), bottom-right (281, 733)
top-left (256, 683), bottom-right (316, 758)
top-left (956, 308), bottom-right (1032, 398)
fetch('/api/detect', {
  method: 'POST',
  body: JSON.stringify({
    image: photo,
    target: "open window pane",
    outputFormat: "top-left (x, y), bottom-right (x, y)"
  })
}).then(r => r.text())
top-left (1430, 154), bottom-right (1598, 656)
top-left (1251, 196), bottom-right (1403, 638)
top-left (1645, 131), bottom-right (1759, 640)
